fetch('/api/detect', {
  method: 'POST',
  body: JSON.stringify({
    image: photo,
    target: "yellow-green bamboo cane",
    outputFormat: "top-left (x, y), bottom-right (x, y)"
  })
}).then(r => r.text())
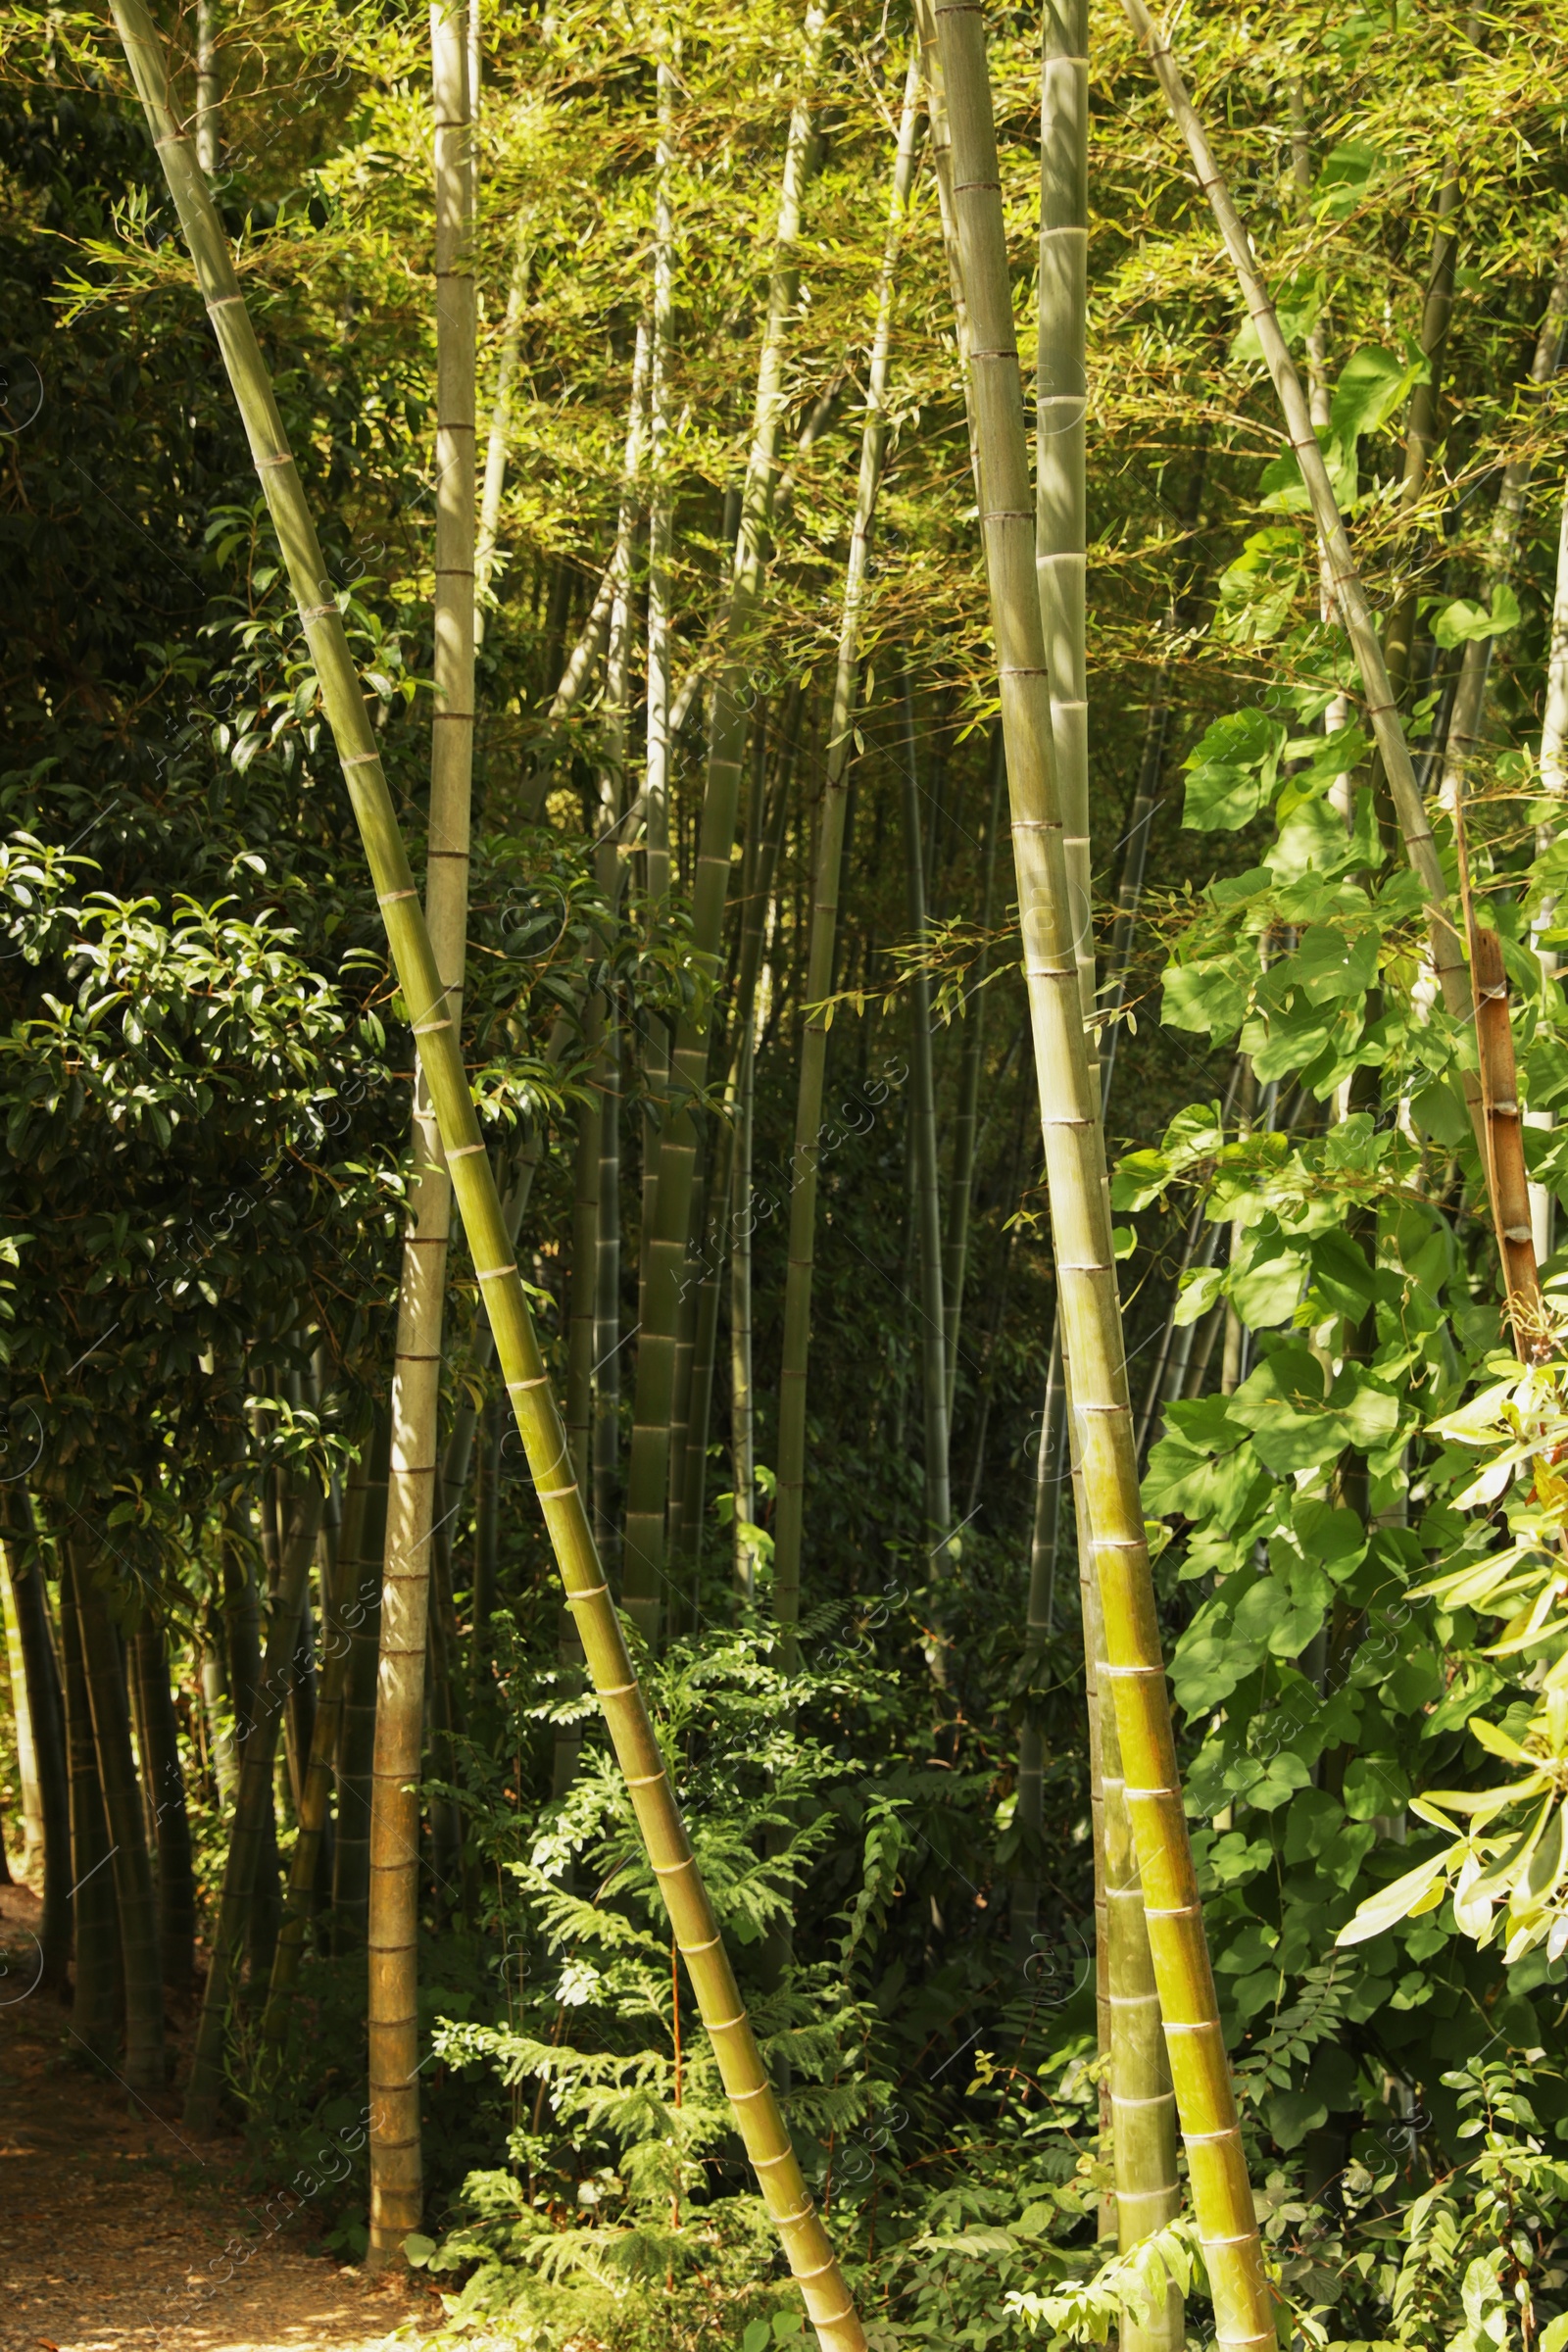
top-left (622, 11), bottom-right (824, 1641)
top-left (368, 0), bottom-right (476, 2258)
top-left (110, 11), bottom-right (865, 2343)
top-left (773, 52), bottom-right (923, 1638)
top-left (262, 1510), bottom-right (364, 2038)
top-left (1040, 2), bottom-right (1178, 2328)
top-left (931, 5), bottom-right (1275, 2342)
top-left (1119, 0), bottom-right (1482, 1141)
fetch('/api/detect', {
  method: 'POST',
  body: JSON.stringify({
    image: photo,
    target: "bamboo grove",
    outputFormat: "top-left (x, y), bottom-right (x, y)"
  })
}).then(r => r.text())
top-left (7, 2), bottom-right (1568, 2348)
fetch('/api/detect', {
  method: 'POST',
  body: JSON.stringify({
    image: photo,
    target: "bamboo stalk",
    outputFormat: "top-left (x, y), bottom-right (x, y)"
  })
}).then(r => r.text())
top-left (0, 1516), bottom-right (70, 1992)
top-left (59, 1551), bottom-right (119, 2062)
top-left (772, 53), bottom-right (924, 1636)
top-left (194, 0), bottom-right (218, 173)
top-left (1469, 924), bottom-right (1540, 1328)
top-left (332, 1413), bottom-right (389, 1950)
top-left (943, 726), bottom-right (1003, 1418)
top-left (899, 661), bottom-right (953, 1608)
top-left (112, 12), bottom-right (865, 2338)
top-left (185, 1472), bottom-right (323, 2131)
top-left (1120, 0), bottom-right (1485, 1159)
top-left (365, 0), bottom-right (477, 2255)
top-left (70, 1548), bottom-right (164, 2094)
top-left (1, 1542), bottom-right (43, 1874)
top-left (133, 1616), bottom-right (196, 2000)
top-left (622, 12), bottom-right (825, 1642)
top-left (594, 1012), bottom-right (622, 1549)
top-left (263, 1506), bottom-right (368, 2037)
top-left (930, 4), bottom-right (1273, 2340)
top-left (474, 210), bottom-right (532, 640)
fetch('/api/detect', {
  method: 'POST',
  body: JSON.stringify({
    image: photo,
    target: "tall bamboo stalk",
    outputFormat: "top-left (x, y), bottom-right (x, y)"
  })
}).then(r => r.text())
top-left (185, 1474), bottom-right (323, 2131)
top-left (1, 1520), bottom-right (69, 1991)
top-left (594, 1012), bottom-right (622, 1549)
top-left (112, 13), bottom-right (866, 2337)
top-left (194, 0), bottom-right (218, 174)
top-left (133, 1616), bottom-right (196, 1999)
top-left (899, 662), bottom-right (953, 1602)
top-left (69, 1547), bottom-right (164, 2094)
top-left (366, 0), bottom-right (476, 2256)
top-left (943, 727), bottom-right (1003, 1419)
top-left (263, 1511), bottom-right (364, 2038)
top-left (59, 1554), bottom-right (119, 2062)
top-left (622, 12), bottom-right (824, 1642)
top-left (2, 1563), bottom-right (42, 1873)
top-left (474, 211), bottom-right (532, 641)
top-left (931, 4), bottom-right (1273, 2339)
top-left (333, 1412), bottom-right (389, 1950)
top-left (772, 55), bottom-right (923, 1637)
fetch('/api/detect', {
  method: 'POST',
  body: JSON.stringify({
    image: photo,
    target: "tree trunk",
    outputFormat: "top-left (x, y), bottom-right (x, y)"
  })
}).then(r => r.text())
top-left (132, 1617), bottom-right (196, 2001)
top-left (2, 1545), bottom-right (44, 1874)
top-left (67, 1548), bottom-right (165, 2095)
top-left (928, 2), bottom-right (1272, 2336)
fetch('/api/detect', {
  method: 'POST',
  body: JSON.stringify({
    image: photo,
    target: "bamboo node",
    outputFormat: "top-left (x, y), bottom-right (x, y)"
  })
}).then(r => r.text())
top-left (621, 1768), bottom-right (664, 1786)
top-left (474, 1262), bottom-right (518, 1280)
top-left (564, 1578), bottom-right (609, 1600)
top-left (537, 1483), bottom-right (580, 1500)
top-left (650, 1855), bottom-right (698, 1877)
top-left (597, 1680), bottom-right (637, 1698)
top-left (254, 452), bottom-right (296, 469)
top-left (771, 2203), bottom-right (815, 2227)
top-left (506, 1374), bottom-right (550, 1392)
top-left (445, 1141), bottom-right (488, 1158)
top-left (342, 752), bottom-right (383, 769)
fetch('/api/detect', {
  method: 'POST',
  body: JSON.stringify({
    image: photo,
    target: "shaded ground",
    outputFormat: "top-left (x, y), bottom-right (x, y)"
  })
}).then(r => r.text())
top-left (0, 1884), bottom-right (439, 2352)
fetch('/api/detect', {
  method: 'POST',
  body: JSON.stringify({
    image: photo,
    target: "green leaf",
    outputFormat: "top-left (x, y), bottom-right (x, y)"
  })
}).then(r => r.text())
top-left (1161, 958), bottom-right (1251, 1037)
top-left (1182, 710), bottom-right (1289, 831)
top-left (403, 2232), bottom-right (437, 2268)
top-left (745, 2324), bottom-right (772, 2352)
top-left (1432, 583), bottom-right (1520, 649)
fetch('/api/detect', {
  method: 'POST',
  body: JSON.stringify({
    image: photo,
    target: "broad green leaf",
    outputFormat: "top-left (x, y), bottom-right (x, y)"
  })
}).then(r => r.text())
top-left (1432, 582), bottom-right (1520, 649)
top-left (1182, 710), bottom-right (1288, 831)
top-left (1162, 957), bottom-right (1251, 1036)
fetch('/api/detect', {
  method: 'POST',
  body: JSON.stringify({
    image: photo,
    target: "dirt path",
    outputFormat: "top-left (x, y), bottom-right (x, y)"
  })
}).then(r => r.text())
top-left (0, 1886), bottom-right (442, 2352)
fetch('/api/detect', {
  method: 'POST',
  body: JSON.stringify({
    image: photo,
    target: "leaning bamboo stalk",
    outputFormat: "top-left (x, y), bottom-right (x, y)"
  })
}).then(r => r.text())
top-left (1119, 0), bottom-right (1484, 1148)
top-left (772, 53), bottom-right (924, 1636)
top-left (110, 13), bottom-right (864, 2341)
top-left (621, 11), bottom-right (825, 1641)
top-left (368, 0), bottom-right (477, 2257)
top-left (1469, 925), bottom-right (1540, 1327)
top-left (931, 6), bottom-right (1273, 2343)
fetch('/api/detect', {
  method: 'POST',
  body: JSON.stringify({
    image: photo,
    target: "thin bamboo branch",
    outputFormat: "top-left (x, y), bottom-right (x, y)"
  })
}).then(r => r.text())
top-left (474, 210), bottom-right (533, 641)
top-left (111, 14), bottom-right (864, 2339)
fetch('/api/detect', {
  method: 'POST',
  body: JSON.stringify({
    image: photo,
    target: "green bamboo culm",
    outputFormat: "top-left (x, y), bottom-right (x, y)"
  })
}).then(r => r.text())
top-left (1037, 0), bottom-right (1179, 2331)
top-left (366, 0), bottom-right (477, 2257)
top-left (184, 1472), bottom-right (323, 2130)
top-left (926, 2), bottom-right (1276, 2343)
top-left (109, 10), bottom-right (864, 2342)
top-left (771, 50), bottom-right (924, 1642)
top-left (620, 8), bottom-right (824, 1642)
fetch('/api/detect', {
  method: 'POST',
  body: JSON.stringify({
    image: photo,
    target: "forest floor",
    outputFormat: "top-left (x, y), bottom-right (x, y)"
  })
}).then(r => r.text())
top-left (0, 1883), bottom-right (441, 2352)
